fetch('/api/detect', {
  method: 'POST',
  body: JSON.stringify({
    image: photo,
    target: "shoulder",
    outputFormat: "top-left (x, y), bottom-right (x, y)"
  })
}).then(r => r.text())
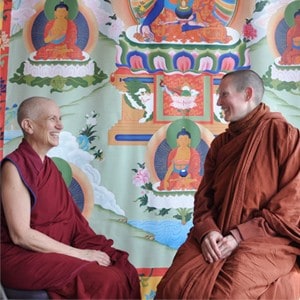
top-left (266, 118), bottom-right (300, 160)
top-left (209, 131), bottom-right (229, 151)
top-left (0, 159), bottom-right (22, 185)
top-left (267, 117), bottom-right (299, 141)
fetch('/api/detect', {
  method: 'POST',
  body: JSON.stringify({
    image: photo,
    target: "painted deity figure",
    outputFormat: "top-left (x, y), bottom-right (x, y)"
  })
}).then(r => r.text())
top-left (280, 9), bottom-right (300, 65)
top-left (136, 0), bottom-right (232, 43)
top-left (34, 2), bottom-right (84, 60)
top-left (159, 127), bottom-right (201, 191)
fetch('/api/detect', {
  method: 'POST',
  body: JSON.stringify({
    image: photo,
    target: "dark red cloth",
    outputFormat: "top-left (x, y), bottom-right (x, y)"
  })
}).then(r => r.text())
top-left (155, 104), bottom-right (300, 299)
top-left (1, 139), bottom-right (141, 299)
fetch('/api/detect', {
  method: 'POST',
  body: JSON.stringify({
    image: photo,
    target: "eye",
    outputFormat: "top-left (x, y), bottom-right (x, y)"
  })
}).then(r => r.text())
top-left (221, 92), bottom-right (228, 97)
top-left (49, 116), bottom-right (59, 122)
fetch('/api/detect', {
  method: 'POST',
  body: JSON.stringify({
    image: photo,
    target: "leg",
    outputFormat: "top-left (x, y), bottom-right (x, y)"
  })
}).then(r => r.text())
top-left (211, 244), bottom-right (297, 299)
top-left (48, 262), bottom-right (140, 299)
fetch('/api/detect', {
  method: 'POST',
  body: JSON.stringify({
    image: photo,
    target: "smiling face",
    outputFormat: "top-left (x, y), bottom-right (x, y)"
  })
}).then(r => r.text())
top-left (32, 101), bottom-right (63, 147)
top-left (217, 76), bottom-right (253, 122)
top-left (20, 99), bottom-right (63, 157)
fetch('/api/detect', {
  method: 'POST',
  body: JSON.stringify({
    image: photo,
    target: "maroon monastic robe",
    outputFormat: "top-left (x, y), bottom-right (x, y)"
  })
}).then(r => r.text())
top-left (155, 104), bottom-right (300, 299)
top-left (1, 139), bottom-right (141, 299)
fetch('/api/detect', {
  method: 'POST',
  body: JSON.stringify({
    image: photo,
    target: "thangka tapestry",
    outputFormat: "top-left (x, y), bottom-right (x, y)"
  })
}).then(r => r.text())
top-left (1, 0), bottom-right (299, 298)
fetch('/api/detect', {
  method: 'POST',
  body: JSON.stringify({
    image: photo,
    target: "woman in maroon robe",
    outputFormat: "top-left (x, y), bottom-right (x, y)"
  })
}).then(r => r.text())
top-left (0, 96), bottom-right (141, 299)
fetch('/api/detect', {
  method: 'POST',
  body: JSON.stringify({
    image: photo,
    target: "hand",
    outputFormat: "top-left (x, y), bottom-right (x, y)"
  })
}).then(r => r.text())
top-left (217, 234), bottom-right (238, 260)
top-left (201, 231), bottom-right (239, 263)
top-left (201, 231), bottom-right (223, 263)
top-left (78, 249), bottom-right (111, 266)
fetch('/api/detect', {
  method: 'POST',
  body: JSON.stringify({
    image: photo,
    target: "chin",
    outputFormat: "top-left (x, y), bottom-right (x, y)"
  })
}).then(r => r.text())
top-left (50, 141), bottom-right (59, 147)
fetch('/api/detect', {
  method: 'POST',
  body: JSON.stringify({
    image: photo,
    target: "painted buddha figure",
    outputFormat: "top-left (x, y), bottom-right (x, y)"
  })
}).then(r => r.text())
top-left (138, 0), bottom-right (232, 43)
top-left (280, 9), bottom-right (300, 65)
top-left (158, 127), bottom-right (201, 191)
top-left (34, 2), bottom-right (84, 60)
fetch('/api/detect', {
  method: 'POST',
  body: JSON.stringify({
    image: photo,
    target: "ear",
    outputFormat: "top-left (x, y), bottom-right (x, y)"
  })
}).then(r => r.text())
top-left (245, 87), bottom-right (253, 102)
top-left (21, 119), bottom-right (34, 134)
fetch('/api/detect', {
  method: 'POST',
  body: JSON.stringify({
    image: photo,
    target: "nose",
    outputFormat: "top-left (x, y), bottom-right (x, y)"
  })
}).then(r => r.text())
top-left (216, 95), bottom-right (221, 106)
top-left (57, 119), bottom-right (64, 130)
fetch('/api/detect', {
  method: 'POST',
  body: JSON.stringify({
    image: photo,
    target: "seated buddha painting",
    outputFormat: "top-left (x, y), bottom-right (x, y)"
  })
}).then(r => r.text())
top-left (130, 0), bottom-right (237, 44)
top-left (10, 0), bottom-right (105, 92)
top-left (279, 8), bottom-right (300, 65)
top-left (33, 1), bottom-right (85, 60)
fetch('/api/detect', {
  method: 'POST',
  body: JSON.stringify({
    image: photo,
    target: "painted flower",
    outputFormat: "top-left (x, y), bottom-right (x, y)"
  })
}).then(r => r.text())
top-left (170, 86), bottom-right (198, 110)
top-left (77, 134), bottom-right (90, 151)
top-left (199, 57), bottom-right (214, 71)
top-left (220, 57), bottom-right (236, 71)
top-left (85, 111), bottom-right (97, 126)
top-left (130, 55), bottom-right (144, 69)
top-left (176, 56), bottom-right (192, 72)
top-left (133, 168), bottom-right (151, 187)
top-left (243, 19), bottom-right (257, 42)
top-left (77, 111), bottom-right (104, 160)
top-left (153, 56), bottom-right (167, 70)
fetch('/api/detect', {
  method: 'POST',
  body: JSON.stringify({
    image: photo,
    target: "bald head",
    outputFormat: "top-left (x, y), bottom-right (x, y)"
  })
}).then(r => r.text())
top-left (17, 96), bottom-right (56, 127)
top-left (222, 70), bottom-right (265, 105)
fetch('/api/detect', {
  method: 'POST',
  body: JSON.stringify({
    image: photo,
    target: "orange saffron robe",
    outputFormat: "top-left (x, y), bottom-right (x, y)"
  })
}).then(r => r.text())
top-left (155, 104), bottom-right (300, 299)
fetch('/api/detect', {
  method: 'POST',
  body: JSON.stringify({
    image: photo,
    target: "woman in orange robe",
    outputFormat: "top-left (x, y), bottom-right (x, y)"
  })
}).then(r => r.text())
top-left (155, 70), bottom-right (300, 299)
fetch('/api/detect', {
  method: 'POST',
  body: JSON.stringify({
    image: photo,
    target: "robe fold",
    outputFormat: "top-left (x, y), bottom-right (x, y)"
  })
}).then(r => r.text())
top-left (155, 104), bottom-right (300, 299)
top-left (1, 139), bottom-right (141, 299)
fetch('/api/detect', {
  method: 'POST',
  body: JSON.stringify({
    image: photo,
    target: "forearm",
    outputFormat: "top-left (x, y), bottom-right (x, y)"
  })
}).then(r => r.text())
top-left (13, 226), bottom-right (113, 266)
top-left (234, 217), bottom-right (277, 241)
top-left (192, 216), bottom-right (220, 244)
top-left (12, 227), bottom-right (81, 259)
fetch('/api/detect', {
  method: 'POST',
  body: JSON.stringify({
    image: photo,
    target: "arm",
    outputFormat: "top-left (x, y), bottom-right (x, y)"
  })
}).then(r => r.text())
top-left (191, 137), bottom-right (240, 262)
top-left (161, 149), bottom-right (176, 189)
top-left (1, 161), bottom-right (111, 266)
top-left (236, 124), bottom-right (300, 243)
top-left (191, 141), bottom-right (221, 242)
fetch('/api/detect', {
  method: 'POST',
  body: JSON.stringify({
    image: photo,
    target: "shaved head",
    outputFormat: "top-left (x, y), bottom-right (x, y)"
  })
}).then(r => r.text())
top-left (222, 70), bottom-right (265, 105)
top-left (17, 96), bottom-right (55, 127)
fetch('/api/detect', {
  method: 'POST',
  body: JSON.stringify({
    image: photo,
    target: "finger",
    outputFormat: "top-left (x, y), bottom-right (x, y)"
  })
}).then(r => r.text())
top-left (207, 242), bottom-right (222, 261)
top-left (205, 253), bottom-right (213, 263)
top-left (98, 258), bottom-right (109, 266)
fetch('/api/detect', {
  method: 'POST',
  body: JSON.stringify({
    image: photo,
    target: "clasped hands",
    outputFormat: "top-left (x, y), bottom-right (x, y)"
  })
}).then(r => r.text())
top-left (201, 231), bottom-right (238, 263)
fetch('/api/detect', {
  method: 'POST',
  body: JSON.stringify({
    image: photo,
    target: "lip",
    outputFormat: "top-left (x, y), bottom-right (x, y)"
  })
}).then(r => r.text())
top-left (51, 132), bottom-right (60, 137)
top-left (221, 107), bottom-right (228, 114)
